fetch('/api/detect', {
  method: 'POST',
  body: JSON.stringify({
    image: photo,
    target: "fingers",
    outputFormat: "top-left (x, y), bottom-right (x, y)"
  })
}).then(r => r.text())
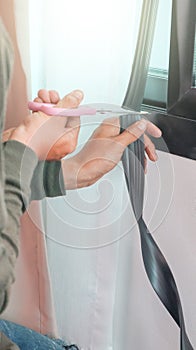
top-left (37, 89), bottom-right (50, 102)
top-left (99, 117), bottom-right (161, 139)
top-left (33, 88), bottom-right (84, 107)
top-left (115, 119), bottom-right (148, 147)
top-left (34, 89), bottom-right (60, 104)
top-left (145, 120), bottom-right (162, 138)
top-left (33, 89), bottom-right (84, 132)
top-left (94, 117), bottom-right (120, 138)
top-left (59, 90), bottom-right (83, 130)
top-left (49, 90), bottom-right (61, 103)
top-left (57, 90), bottom-right (83, 131)
top-left (56, 89), bottom-right (84, 109)
top-left (144, 134), bottom-right (158, 161)
top-left (100, 117), bottom-right (120, 127)
top-left (144, 155), bottom-right (148, 174)
top-left (114, 118), bottom-right (161, 147)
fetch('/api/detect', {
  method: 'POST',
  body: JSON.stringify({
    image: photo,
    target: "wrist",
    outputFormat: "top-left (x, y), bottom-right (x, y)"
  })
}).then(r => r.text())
top-left (62, 155), bottom-right (93, 190)
top-left (62, 156), bottom-right (81, 190)
top-left (8, 113), bottom-right (48, 159)
top-left (8, 125), bottom-right (37, 154)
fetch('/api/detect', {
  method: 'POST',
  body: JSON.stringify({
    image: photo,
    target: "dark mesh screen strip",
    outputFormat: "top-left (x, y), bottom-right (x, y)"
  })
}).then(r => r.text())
top-left (120, 114), bottom-right (194, 350)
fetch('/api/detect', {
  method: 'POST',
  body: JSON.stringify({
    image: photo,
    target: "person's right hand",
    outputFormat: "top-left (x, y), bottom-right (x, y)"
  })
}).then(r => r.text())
top-left (6, 89), bottom-right (83, 160)
top-left (62, 117), bottom-right (162, 190)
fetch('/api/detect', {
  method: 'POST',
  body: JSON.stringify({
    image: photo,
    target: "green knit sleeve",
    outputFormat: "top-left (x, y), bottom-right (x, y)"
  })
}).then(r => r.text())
top-left (31, 160), bottom-right (65, 200)
top-left (0, 141), bottom-right (38, 313)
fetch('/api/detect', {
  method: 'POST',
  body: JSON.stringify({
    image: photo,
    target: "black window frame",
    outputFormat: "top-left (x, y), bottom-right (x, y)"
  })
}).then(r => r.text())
top-left (167, 0), bottom-right (196, 120)
top-left (123, 0), bottom-right (196, 160)
top-left (147, 0), bottom-right (196, 160)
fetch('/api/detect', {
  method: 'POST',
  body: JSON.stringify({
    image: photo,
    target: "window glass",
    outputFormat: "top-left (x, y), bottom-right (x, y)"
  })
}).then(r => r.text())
top-left (143, 0), bottom-right (172, 108)
top-left (149, 0), bottom-right (172, 71)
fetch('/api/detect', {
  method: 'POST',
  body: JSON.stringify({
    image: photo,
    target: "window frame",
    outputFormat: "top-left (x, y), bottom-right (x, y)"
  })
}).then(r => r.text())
top-left (142, 67), bottom-right (168, 110)
top-left (124, 0), bottom-right (196, 160)
top-left (142, 0), bottom-right (196, 119)
top-left (167, 0), bottom-right (196, 120)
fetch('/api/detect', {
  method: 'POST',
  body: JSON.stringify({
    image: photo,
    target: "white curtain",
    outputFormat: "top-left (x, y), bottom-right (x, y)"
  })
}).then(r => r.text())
top-left (13, 0), bottom-right (196, 349)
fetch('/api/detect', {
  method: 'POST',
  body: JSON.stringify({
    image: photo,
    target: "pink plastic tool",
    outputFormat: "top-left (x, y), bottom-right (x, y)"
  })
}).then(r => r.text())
top-left (28, 101), bottom-right (97, 117)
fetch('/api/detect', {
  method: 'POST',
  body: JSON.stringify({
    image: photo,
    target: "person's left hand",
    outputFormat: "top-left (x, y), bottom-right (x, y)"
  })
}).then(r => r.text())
top-left (34, 89), bottom-right (84, 159)
top-left (3, 89), bottom-right (83, 160)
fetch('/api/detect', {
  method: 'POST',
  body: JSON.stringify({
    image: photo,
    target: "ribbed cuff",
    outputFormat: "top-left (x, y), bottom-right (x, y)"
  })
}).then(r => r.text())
top-left (31, 160), bottom-right (65, 201)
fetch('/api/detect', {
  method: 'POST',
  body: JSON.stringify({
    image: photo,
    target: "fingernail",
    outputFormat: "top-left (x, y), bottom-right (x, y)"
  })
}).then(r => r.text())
top-left (71, 90), bottom-right (83, 100)
top-left (137, 119), bottom-right (147, 130)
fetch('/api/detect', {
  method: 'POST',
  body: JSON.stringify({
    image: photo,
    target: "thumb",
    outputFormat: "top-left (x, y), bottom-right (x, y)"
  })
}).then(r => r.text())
top-left (115, 119), bottom-right (147, 147)
top-left (56, 90), bottom-right (84, 109)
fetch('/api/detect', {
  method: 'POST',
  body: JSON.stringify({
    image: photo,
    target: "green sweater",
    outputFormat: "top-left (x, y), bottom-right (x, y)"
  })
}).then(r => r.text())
top-left (0, 19), bottom-right (64, 348)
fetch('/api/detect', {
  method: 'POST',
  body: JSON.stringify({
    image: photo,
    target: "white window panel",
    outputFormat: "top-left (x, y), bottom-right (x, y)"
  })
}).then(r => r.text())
top-left (143, 0), bottom-right (172, 108)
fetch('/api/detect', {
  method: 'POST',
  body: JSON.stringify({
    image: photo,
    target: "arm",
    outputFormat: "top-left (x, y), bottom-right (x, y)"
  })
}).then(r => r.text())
top-left (0, 141), bottom-right (38, 312)
top-left (62, 117), bottom-right (161, 190)
top-left (29, 90), bottom-right (161, 197)
top-left (0, 101), bottom-right (82, 312)
top-left (0, 19), bottom-right (40, 312)
top-left (0, 22), bottom-right (83, 311)
top-left (3, 89), bottom-right (84, 201)
top-left (30, 117), bottom-right (161, 200)
top-left (30, 160), bottom-right (64, 200)
top-left (29, 117), bottom-right (161, 202)
top-left (3, 90), bottom-right (161, 201)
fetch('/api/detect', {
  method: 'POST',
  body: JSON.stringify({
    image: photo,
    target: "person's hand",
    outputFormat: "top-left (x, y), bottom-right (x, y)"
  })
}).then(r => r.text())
top-left (4, 89), bottom-right (83, 160)
top-left (33, 88), bottom-right (84, 159)
top-left (62, 117), bottom-right (162, 189)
